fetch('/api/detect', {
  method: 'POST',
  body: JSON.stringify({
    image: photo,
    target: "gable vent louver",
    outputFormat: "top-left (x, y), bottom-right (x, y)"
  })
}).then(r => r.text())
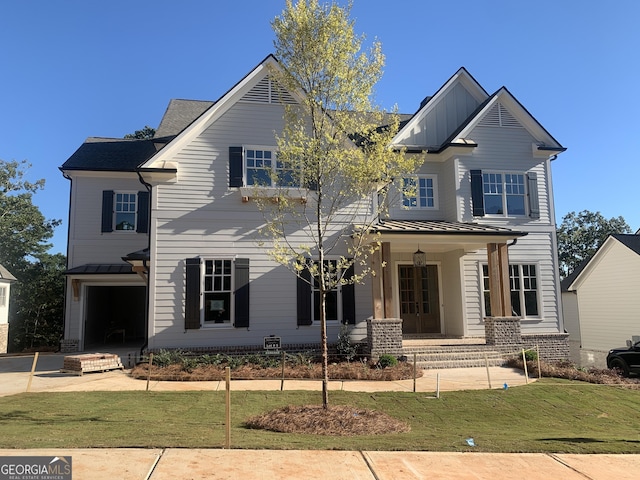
top-left (479, 103), bottom-right (522, 128)
top-left (241, 76), bottom-right (297, 105)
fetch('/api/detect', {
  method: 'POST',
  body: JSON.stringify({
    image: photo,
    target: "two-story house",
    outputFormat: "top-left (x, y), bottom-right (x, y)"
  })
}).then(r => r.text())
top-left (60, 55), bottom-right (567, 360)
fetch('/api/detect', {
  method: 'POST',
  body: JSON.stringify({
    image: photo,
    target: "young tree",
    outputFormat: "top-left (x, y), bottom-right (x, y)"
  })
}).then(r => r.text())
top-left (557, 210), bottom-right (632, 278)
top-left (264, 0), bottom-right (422, 407)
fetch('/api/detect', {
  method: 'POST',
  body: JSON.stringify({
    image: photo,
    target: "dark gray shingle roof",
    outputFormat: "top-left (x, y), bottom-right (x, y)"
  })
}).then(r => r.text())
top-left (613, 234), bottom-right (640, 255)
top-left (66, 264), bottom-right (134, 275)
top-left (154, 99), bottom-right (215, 138)
top-left (60, 136), bottom-right (174, 172)
top-left (0, 265), bottom-right (16, 282)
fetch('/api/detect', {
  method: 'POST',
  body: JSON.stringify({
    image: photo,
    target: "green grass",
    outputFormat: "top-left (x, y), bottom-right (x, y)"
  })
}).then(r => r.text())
top-left (1, 379), bottom-right (639, 453)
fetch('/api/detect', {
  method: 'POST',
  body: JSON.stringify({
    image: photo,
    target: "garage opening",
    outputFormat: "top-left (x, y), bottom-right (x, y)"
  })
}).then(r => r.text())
top-left (84, 286), bottom-right (146, 348)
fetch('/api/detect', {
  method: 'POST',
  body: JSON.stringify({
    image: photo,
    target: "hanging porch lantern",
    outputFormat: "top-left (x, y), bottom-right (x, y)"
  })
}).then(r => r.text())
top-left (413, 247), bottom-right (427, 267)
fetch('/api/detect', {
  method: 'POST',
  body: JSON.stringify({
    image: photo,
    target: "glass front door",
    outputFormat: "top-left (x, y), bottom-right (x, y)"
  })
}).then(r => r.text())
top-left (398, 265), bottom-right (441, 334)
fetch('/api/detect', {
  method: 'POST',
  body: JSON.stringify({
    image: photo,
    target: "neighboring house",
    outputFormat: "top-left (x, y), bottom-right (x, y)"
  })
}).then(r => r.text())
top-left (562, 234), bottom-right (640, 367)
top-left (60, 55), bottom-right (567, 359)
top-left (0, 265), bottom-right (16, 353)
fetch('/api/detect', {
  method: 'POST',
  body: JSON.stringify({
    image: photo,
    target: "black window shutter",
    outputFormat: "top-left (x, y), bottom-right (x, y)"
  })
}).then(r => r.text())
top-left (527, 172), bottom-right (540, 219)
top-left (229, 146), bottom-right (244, 187)
top-left (470, 170), bottom-right (485, 217)
top-left (136, 190), bottom-right (150, 233)
top-left (185, 258), bottom-right (202, 330)
top-left (341, 264), bottom-right (356, 325)
top-left (234, 258), bottom-right (250, 328)
top-left (101, 190), bottom-right (114, 232)
top-left (296, 266), bottom-right (312, 326)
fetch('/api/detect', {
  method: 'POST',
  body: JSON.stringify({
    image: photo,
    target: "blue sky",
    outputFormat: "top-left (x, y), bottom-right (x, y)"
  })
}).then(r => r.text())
top-left (1, 0), bottom-right (638, 255)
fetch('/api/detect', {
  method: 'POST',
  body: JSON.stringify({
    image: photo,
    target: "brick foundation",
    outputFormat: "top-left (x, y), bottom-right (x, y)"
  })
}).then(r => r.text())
top-left (0, 324), bottom-right (8, 354)
top-left (366, 318), bottom-right (403, 359)
top-left (521, 333), bottom-right (570, 362)
top-left (60, 339), bottom-right (80, 353)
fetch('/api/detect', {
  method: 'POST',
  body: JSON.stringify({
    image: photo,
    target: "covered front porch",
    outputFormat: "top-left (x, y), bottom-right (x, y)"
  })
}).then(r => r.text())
top-left (365, 220), bottom-right (526, 340)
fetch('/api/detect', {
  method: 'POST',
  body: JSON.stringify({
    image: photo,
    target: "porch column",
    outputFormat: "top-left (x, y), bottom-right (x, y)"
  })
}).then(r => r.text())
top-left (382, 242), bottom-right (394, 318)
top-left (370, 247), bottom-right (384, 319)
top-left (487, 242), bottom-right (511, 317)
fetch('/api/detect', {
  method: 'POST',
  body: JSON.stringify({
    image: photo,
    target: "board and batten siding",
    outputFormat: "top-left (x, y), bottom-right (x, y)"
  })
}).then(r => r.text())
top-left (574, 241), bottom-right (640, 353)
top-left (67, 174), bottom-right (149, 267)
top-left (148, 99), bottom-right (374, 349)
top-left (462, 232), bottom-right (560, 336)
top-left (400, 83), bottom-right (481, 148)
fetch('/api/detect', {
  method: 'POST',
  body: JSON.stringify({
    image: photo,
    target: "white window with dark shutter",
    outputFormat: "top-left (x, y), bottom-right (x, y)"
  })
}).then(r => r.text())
top-left (470, 169), bottom-right (540, 219)
top-left (184, 257), bottom-right (250, 329)
top-left (101, 190), bottom-right (150, 233)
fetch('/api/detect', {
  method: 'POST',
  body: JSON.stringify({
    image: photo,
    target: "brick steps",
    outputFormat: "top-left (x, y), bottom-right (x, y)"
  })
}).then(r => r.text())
top-left (402, 345), bottom-right (507, 370)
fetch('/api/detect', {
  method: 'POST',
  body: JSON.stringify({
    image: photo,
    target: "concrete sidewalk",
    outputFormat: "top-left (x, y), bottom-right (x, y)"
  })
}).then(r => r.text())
top-left (0, 448), bottom-right (638, 480)
top-left (0, 352), bottom-right (533, 396)
top-left (1, 353), bottom-right (637, 480)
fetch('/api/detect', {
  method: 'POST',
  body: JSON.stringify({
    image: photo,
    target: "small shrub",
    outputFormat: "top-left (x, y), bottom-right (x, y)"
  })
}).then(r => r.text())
top-left (377, 354), bottom-right (398, 369)
top-left (151, 349), bottom-right (187, 368)
top-left (336, 324), bottom-right (358, 361)
top-left (523, 349), bottom-right (538, 361)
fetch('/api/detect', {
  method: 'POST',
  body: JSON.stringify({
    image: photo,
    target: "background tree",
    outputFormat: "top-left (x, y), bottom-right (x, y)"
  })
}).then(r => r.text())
top-left (8, 253), bottom-right (65, 351)
top-left (124, 125), bottom-right (156, 139)
top-left (0, 159), bottom-right (64, 351)
top-left (557, 210), bottom-right (632, 278)
top-left (265, 0), bottom-right (421, 407)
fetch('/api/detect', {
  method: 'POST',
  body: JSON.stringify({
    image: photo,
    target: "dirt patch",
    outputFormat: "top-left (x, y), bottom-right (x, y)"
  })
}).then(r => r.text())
top-left (130, 361), bottom-right (419, 382)
top-left (246, 404), bottom-right (410, 436)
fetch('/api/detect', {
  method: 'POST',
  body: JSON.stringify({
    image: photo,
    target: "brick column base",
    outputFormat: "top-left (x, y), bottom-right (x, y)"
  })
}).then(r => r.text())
top-left (484, 316), bottom-right (522, 346)
top-left (366, 318), bottom-right (403, 359)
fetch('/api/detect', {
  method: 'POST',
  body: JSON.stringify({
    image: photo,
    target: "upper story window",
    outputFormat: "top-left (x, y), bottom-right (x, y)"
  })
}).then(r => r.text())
top-left (470, 170), bottom-right (539, 219)
top-left (245, 147), bottom-right (297, 188)
top-left (482, 263), bottom-right (539, 318)
top-left (402, 176), bottom-right (438, 209)
top-left (101, 190), bottom-right (149, 233)
top-left (0, 287), bottom-right (6, 307)
top-left (114, 193), bottom-right (137, 231)
top-left (482, 172), bottom-right (525, 216)
top-left (312, 259), bottom-right (341, 323)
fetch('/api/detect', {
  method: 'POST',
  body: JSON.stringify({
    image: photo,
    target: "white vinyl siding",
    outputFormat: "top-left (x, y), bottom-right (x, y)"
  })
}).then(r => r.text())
top-left (572, 240), bottom-right (640, 353)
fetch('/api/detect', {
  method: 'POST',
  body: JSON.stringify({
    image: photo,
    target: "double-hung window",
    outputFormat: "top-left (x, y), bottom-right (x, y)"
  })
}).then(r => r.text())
top-left (482, 264), bottom-right (539, 317)
top-left (245, 147), bottom-right (297, 188)
top-left (402, 176), bottom-right (438, 209)
top-left (203, 259), bottom-right (233, 324)
top-left (114, 192), bottom-right (137, 231)
top-left (0, 287), bottom-right (6, 307)
top-left (482, 172), bottom-right (526, 216)
top-left (312, 260), bottom-right (341, 322)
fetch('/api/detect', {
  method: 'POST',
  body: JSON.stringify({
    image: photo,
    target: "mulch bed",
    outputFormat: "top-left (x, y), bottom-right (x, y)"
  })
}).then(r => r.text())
top-left (246, 404), bottom-right (411, 436)
top-left (130, 361), bottom-right (419, 382)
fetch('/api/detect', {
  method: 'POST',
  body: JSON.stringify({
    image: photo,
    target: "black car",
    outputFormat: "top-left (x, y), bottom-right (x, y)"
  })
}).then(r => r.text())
top-left (606, 340), bottom-right (640, 376)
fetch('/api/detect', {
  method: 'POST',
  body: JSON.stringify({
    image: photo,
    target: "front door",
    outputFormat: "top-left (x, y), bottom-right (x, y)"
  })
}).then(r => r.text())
top-left (398, 265), bottom-right (441, 334)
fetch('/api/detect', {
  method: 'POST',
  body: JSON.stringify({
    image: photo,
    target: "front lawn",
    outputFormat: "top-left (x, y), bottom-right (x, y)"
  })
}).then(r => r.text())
top-left (1, 380), bottom-right (639, 453)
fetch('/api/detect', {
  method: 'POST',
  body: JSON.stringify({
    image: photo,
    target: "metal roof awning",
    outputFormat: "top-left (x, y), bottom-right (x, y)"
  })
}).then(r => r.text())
top-left (65, 264), bottom-right (134, 275)
top-left (367, 220), bottom-right (527, 253)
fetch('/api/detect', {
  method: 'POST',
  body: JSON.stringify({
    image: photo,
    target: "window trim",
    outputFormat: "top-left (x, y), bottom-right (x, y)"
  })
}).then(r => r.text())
top-left (201, 257), bottom-right (236, 328)
top-left (243, 145), bottom-right (300, 189)
top-left (0, 286), bottom-right (6, 307)
top-left (401, 174), bottom-right (439, 210)
top-left (481, 170), bottom-right (527, 218)
top-left (481, 262), bottom-right (541, 319)
top-left (113, 191), bottom-right (138, 232)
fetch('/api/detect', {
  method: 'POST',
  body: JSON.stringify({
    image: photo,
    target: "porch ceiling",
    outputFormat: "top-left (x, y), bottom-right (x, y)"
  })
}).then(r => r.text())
top-left (371, 220), bottom-right (526, 252)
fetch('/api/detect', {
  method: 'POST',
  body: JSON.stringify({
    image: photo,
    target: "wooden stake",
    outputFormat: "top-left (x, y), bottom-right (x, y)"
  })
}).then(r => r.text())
top-left (280, 351), bottom-right (286, 391)
top-left (436, 373), bottom-right (440, 399)
top-left (536, 345), bottom-right (542, 379)
top-left (484, 353), bottom-right (492, 389)
top-left (522, 349), bottom-right (529, 384)
top-left (146, 353), bottom-right (153, 392)
top-left (26, 352), bottom-right (39, 393)
top-left (413, 353), bottom-right (417, 393)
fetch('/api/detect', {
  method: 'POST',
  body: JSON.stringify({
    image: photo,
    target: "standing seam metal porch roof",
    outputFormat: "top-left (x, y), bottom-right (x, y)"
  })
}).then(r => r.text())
top-left (372, 220), bottom-right (527, 236)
